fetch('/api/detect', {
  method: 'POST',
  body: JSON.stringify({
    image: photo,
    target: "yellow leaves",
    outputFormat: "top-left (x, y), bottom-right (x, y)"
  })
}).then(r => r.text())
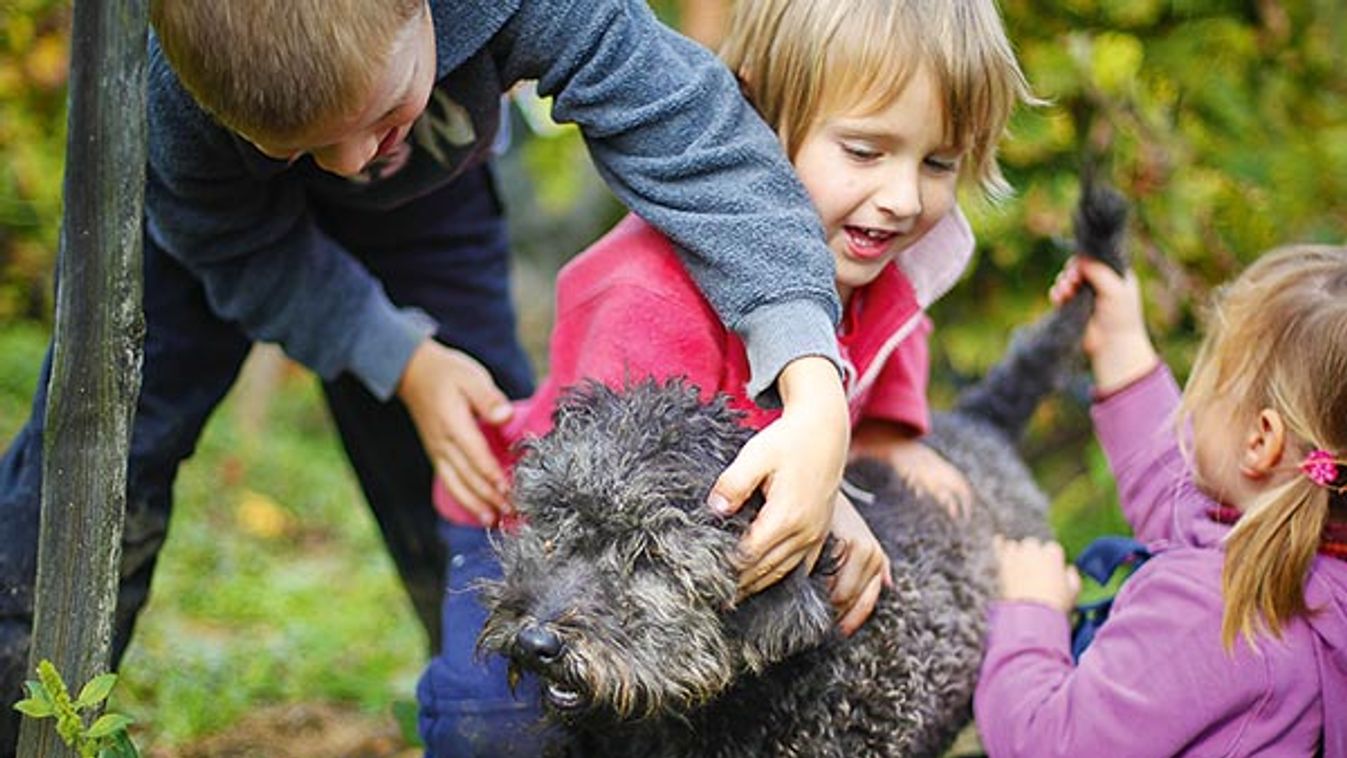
top-left (24, 32), bottom-right (67, 90)
top-left (1078, 32), bottom-right (1145, 96)
top-left (235, 490), bottom-right (294, 540)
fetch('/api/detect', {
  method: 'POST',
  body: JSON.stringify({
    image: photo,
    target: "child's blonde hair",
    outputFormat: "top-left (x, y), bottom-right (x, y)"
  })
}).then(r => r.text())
top-left (1179, 245), bottom-right (1347, 649)
top-left (150, 0), bottom-right (424, 145)
top-left (719, 0), bottom-right (1036, 201)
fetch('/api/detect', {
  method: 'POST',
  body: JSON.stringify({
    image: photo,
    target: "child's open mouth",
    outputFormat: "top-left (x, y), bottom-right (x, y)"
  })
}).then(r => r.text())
top-left (374, 126), bottom-right (404, 159)
top-left (844, 226), bottom-right (898, 261)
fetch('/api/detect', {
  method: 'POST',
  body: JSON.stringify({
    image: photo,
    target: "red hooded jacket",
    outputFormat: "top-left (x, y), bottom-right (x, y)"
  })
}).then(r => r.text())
top-left (436, 210), bottom-right (973, 525)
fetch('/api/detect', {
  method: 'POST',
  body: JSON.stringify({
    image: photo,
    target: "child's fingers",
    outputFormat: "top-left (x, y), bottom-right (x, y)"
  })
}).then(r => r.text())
top-left (709, 435), bottom-right (771, 516)
top-left (435, 461), bottom-right (497, 527)
top-left (737, 535), bottom-right (808, 597)
top-left (1066, 565), bottom-right (1083, 599)
top-left (836, 574), bottom-right (884, 637)
top-left (442, 442), bottom-right (508, 513)
top-left (1074, 255), bottom-right (1128, 294)
top-left (459, 362), bottom-right (515, 427)
top-left (441, 405), bottom-right (509, 501)
top-left (938, 487), bottom-right (972, 521)
top-left (826, 538), bottom-right (861, 602)
top-left (1049, 259), bottom-right (1083, 306)
top-left (736, 484), bottom-right (831, 593)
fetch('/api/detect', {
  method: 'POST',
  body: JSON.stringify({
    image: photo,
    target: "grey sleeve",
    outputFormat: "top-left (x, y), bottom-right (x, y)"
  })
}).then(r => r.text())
top-left (491, 0), bottom-right (842, 403)
top-left (144, 45), bottom-right (434, 400)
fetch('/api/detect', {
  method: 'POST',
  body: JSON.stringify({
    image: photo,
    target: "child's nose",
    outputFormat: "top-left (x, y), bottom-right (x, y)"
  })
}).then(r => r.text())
top-left (875, 165), bottom-right (922, 220)
top-left (313, 135), bottom-right (380, 177)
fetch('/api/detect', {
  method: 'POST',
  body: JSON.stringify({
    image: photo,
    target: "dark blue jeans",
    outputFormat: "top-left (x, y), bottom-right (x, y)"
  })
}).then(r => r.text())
top-left (417, 523), bottom-right (553, 756)
top-left (0, 165), bottom-right (533, 755)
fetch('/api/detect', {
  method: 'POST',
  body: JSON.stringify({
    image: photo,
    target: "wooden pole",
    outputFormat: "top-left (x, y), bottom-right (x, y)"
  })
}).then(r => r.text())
top-left (17, 0), bottom-right (147, 754)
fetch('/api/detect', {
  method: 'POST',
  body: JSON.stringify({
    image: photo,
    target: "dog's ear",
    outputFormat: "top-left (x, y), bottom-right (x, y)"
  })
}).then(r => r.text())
top-left (727, 561), bottom-right (834, 672)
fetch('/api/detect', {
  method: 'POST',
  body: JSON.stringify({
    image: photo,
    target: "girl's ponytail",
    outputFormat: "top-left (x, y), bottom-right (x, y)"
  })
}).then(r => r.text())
top-left (1221, 479), bottom-right (1329, 650)
top-left (1182, 245), bottom-right (1347, 651)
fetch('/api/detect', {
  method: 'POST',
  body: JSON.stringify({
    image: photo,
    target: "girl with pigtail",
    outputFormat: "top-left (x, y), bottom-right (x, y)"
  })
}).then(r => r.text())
top-left (975, 244), bottom-right (1347, 756)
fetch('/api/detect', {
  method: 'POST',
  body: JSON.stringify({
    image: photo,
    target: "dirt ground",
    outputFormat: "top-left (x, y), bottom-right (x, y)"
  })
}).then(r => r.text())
top-left (145, 703), bottom-right (418, 758)
top-left (149, 704), bottom-right (986, 758)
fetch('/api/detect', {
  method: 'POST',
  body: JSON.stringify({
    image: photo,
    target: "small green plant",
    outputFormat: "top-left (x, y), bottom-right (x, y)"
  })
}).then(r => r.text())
top-left (13, 660), bottom-right (139, 758)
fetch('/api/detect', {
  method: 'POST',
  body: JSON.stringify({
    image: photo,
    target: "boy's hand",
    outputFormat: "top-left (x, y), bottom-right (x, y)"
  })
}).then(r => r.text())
top-left (711, 356), bottom-right (849, 597)
top-left (397, 338), bottom-right (514, 526)
top-left (827, 493), bottom-right (893, 636)
top-left (993, 535), bottom-right (1081, 614)
top-left (1050, 256), bottom-right (1158, 394)
top-left (852, 422), bottom-right (973, 520)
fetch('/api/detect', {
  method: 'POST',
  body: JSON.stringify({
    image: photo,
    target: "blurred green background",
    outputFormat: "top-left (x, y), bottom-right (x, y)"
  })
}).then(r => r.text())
top-left (2, 0), bottom-right (1345, 753)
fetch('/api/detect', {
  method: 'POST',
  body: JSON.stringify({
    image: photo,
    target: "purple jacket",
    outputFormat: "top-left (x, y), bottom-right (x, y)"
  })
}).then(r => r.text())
top-left (974, 365), bottom-right (1347, 757)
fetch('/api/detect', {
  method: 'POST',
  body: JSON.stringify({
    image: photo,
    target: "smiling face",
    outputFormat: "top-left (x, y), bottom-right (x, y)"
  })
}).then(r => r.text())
top-left (244, 2), bottom-right (437, 177)
top-left (790, 65), bottom-right (962, 302)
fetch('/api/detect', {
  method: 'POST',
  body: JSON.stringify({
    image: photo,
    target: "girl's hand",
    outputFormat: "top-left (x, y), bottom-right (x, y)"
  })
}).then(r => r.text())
top-left (827, 493), bottom-right (893, 636)
top-left (1050, 256), bottom-right (1158, 394)
top-left (710, 356), bottom-right (849, 597)
top-left (993, 536), bottom-right (1081, 614)
top-left (397, 338), bottom-right (514, 527)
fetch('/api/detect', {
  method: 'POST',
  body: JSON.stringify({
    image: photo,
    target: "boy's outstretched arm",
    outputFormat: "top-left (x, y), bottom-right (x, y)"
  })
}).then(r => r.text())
top-left (711, 356), bottom-right (849, 596)
top-left (491, 0), bottom-right (844, 397)
top-left (492, 0), bottom-right (853, 592)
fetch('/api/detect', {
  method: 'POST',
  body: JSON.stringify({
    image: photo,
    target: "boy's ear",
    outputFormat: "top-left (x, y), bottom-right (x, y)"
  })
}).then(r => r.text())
top-left (1240, 408), bottom-right (1287, 479)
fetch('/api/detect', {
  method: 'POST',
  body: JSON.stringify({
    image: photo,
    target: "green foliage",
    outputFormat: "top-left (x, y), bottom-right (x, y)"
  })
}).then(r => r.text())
top-left (0, 329), bottom-right (422, 751)
top-left (2, 0), bottom-right (1345, 744)
top-left (0, 0), bottom-right (68, 322)
top-left (933, 1), bottom-right (1347, 551)
top-left (13, 661), bottom-right (139, 758)
top-left (111, 361), bottom-right (426, 746)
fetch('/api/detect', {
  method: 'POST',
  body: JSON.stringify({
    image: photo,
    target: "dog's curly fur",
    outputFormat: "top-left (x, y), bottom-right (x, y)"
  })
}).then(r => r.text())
top-left (478, 186), bottom-right (1127, 757)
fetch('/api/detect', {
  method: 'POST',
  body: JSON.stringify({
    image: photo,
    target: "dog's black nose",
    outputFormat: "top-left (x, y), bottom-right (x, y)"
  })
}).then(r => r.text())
top-left (517, 624), bottom-right (563, 664)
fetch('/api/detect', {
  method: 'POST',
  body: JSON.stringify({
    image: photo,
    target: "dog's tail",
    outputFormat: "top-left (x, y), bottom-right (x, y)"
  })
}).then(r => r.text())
top-left (952, 181), bottom-right (1129, 441)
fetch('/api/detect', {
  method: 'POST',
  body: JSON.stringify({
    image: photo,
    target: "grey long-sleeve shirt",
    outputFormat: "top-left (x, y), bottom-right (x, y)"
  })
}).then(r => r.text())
top-left (145, 0), bottom-right (842, 402)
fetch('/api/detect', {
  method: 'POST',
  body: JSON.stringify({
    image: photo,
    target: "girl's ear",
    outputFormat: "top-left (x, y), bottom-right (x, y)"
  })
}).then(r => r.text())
top-left (1240, 408), bottom-right (1287, 479)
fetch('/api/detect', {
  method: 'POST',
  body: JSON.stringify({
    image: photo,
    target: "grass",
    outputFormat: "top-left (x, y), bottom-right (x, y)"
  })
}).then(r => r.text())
top-left (0, 316), bottom-right (1130, 750)
top-left (0, 326), bottom-right (425, 751)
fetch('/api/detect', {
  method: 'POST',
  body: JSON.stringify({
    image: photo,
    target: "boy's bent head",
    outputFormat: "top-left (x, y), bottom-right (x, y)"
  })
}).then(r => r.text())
top-left (721, 0), bottom-right (1035, 201)
top-left (151, 0), bottom-right (426, 152)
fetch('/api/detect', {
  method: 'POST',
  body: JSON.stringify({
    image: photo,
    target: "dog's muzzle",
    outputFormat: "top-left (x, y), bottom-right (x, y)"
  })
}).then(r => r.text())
top-left (511, 624), bottom-right (586, 712)
top-left (516, 623), bottom-right (564, 665)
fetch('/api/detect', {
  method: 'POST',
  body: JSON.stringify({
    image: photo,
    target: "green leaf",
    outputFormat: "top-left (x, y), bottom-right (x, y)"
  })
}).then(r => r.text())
top-left (13, 697), bottom-right (54, 718)
top-left (391, 699), bottom-right (424, 748)
top-left (86, 713), bottom-right (133, 739)
top-left (21, 679), bottom-right (50, 704)
top-left (75, 673), bottom-right (118, 710)
top-left (96, 730), bottom-right (141, 758)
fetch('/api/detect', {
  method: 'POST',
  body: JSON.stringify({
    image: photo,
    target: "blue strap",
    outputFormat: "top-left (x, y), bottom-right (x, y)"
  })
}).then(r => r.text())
top-left (1069, 536), bottom-right (1151, 662)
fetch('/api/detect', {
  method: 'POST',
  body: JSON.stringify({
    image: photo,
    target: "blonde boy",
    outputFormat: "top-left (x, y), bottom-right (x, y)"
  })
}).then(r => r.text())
top-left (429, 0), bottom-right (1034, 751)
top-left (0, 0), bottom-right (864, 753)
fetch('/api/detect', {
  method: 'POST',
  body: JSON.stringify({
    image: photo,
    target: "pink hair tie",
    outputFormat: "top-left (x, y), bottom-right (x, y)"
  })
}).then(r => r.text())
top-left (1301, 449), bottom-right (1341, 488)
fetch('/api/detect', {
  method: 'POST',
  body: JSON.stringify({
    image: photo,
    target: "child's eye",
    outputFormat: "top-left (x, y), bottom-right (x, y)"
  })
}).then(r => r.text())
top-left (841, 142), bottom-right (880, 161)
top-left (925, 155), bottom-right (961, 174)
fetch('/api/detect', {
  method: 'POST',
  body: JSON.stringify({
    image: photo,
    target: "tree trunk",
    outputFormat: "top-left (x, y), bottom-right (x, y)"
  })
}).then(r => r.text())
top-left (17, 0), bottom-right (148, 754)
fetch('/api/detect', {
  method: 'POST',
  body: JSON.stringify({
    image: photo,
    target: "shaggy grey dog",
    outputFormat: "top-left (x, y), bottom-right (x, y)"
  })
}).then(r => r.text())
top-left (478, 186), bottom-right (1127, 757)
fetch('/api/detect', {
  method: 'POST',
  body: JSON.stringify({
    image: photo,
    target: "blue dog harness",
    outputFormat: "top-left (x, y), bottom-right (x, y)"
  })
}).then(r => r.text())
top-left (1070, 536), bottom-right (1152, 662)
